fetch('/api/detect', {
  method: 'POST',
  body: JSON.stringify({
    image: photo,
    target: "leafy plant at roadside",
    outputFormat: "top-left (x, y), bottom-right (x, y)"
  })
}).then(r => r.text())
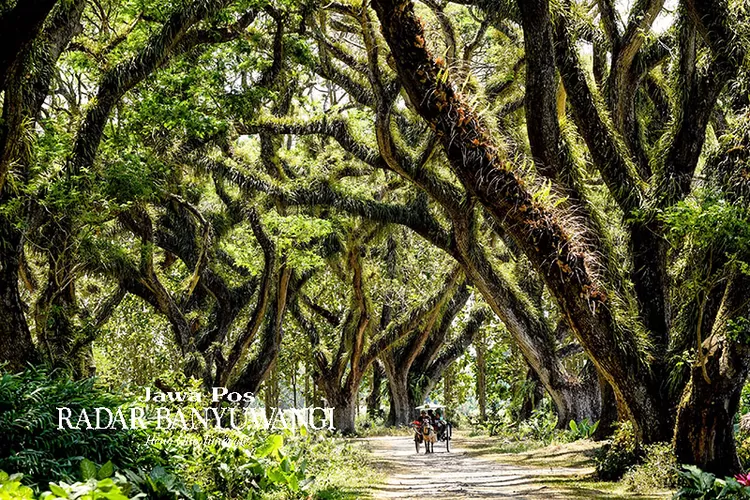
top-left (78, 460), bottom-right (114, 484)
top-left (469, 406), bottom-right (566, 444)
top-left (0, 472), bottom-right (34, 500)
top-left (567, 419), bottom-right (599, 440)
top-left (623, 443), bottom-right (679, 492)
top-left (121, 467), bottom-right (205, 500)
top-left (595, 421), bottom-right (643, 480)
top-left (516, 409), bottom-right (559, 442)
top-left (42, 478), bottom-right (130, 500)
top-left (195, 432), bottom-right (311, 499)
top-left (0, 471), bottom-right (130, 500)
top-left (673, 465), bottom-right (750, 499)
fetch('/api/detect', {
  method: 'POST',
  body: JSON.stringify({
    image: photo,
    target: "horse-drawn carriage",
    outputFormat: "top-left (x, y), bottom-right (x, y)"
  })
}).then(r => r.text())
top-left (411, 403), bottom-right (451, 453)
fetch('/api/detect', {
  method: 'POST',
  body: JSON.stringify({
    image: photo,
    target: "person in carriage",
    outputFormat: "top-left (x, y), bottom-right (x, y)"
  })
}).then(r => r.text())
top-left (427, 408), bottom-right (446, 440)
top-left (434, 408), bottom-right (447, 438)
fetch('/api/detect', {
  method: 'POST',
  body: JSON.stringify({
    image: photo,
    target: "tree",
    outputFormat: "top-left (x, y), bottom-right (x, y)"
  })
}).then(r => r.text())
top-left (379, 272), bottom-right (492, 425)
top-left (372, 0), bottom-right (749, 471)
top-left (0, 0), bottom-right (87, 370)
top-left (291, 227), bottom-right (464, 433)
top-left (211, 0), bottom-right (606, 428)
top-left (366, 360), bottom-right (386, 417)
top-left (0, 0), bottom-right (298, 391)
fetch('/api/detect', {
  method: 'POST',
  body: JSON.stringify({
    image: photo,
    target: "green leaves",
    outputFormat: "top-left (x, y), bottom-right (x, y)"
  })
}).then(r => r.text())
top-left (47, 484), bottom-right (68, 498)
top-left (120, 464), bottom-right (209, 499)
top-left (78, 460), bottom-right (114, 483)
top-left (255, 434), bottom-right (283, 460)
top-left (78, 462), bottom-right (97, 482)
top-left (0, 471), bottom-right (35, 500)
top-left (262, 212), bottom-right (333, 272)
top-left (41, 478), bottom-right (131, 500)
top-left (96, 464), bottom-right (114, 482)
top-left (662, 194), bottom-right (750, 257)
top-left (673, 464), bottom-right (750, 499)
top-left (567, 418), bottom-right (599, 440)
top-left (0, 470), bottom-right (130, 500)
top-left (0, 368), bottom-right (152, 488)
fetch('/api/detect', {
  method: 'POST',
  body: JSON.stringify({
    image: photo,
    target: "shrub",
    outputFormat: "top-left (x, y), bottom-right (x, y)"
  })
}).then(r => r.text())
top-left (673, 465), bottom-right (750, 499)
top-left (469, 414), bottom-right (508, 437)
top-left (0, 367), bottom-right (155, 487)
top-left (516, 409), bottom-right (558, 442)
top-left (623, 442), bottom-right (678, 492)
top-left (0, 368), bottom-right (344, 499)
top-left (594, 421), bottom-right (643, 480)
top-left (567, 419), bottom-right (599, 441)
top-left (121, 467), bottom-right (206, 499)
top-left (1, 469), bottom-right (130, 500)
top-left (737, 431), bottom-right (750, 470)
top-left (198, 432), bottom-right (311, 499)
top-left (0, 471), bottom-right (34, 500)
top-left (470, 407), bottom-right (568, 445)
top-left (152, 426), bottom-right (314, 500)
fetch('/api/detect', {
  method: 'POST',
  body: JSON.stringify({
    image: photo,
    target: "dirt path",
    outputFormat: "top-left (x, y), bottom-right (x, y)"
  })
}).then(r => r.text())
top-left (363, 435), bottom-right (590, 499)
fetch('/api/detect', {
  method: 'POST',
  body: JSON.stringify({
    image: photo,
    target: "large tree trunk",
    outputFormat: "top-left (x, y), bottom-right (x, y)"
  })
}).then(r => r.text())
top-left (332, 393), bottom-right (357, 435)
top-left (373, 0), bottom-right (671, 444)
top-left (674, 274), bottom-right (750, 475)
top-left (0, 0), bottom-right (57, 95)
top-left (674, 339), bottom-right (750, 474)
top-left (367, 360), bottom-right (386, 417)
top-left (549, 372), bottom-right (602, 430)
top-left (35, 236), bottom-right (79, 367)
top-left (593, 374), bottom-right (619, 440)
top-left (453, 224), bottom-right (607, 432)
top-left (383, 362), bottom-right (413, 426)
top-left (476, 331), bottom-right (487, 421)
top-left (0, 215), bottom-right (37, 370)
top-left (0, 0), bottom-right (84, 371)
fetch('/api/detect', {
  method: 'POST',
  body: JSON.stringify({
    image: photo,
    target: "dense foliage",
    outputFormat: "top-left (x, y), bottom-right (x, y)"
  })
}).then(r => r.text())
top-left (0, 368), bottom-right (152, 487)
top-left (0, 368), bottom-right (377, 499)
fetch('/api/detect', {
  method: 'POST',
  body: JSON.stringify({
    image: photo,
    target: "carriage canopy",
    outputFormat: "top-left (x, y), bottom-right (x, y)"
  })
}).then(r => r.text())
top-left (415, 403), bottom-right (445, 410)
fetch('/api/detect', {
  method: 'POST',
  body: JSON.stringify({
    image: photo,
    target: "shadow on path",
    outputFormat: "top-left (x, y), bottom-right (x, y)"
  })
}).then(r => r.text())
top-left (363, 435), bottom-right (591, 499)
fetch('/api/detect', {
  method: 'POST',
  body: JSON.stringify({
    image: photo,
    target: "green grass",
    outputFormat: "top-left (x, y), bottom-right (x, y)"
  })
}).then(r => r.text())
top-left (540, 475), bottom-right (670, 499)
top-left (461, 435), bottom-right (672, 499)
top-left (306, 439), bottom-right (383, 499)
top-left (461, 435), bottom-right (599, 468)
top-left (256, 437), bottom-right (383, 499)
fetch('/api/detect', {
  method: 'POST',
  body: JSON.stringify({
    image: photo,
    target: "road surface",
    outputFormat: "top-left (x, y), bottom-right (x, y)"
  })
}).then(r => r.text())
top-left (364, 435), bottom-right (592, 499)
